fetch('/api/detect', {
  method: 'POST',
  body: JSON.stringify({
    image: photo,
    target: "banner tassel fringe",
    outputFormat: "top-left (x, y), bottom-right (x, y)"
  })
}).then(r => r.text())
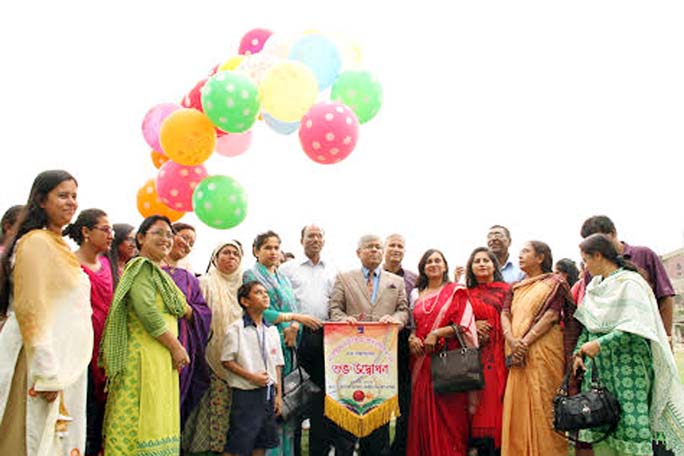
top-left (324, 394), bottom-right (400, 438)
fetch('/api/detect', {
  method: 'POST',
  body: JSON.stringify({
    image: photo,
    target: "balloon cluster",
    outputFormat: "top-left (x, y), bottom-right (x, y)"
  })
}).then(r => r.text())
top-left (137, 28), bottom-right (382, 229)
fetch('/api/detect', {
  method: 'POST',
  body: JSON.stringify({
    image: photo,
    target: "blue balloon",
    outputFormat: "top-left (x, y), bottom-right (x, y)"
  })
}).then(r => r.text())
top-left (288, 34), bottom-right (341, 91)
top-left (263, 112), bottom-right (300, 135)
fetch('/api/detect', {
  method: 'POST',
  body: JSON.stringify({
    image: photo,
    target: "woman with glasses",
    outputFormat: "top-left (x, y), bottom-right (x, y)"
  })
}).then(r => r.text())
top-left (0, 170), bottom-right (92, 456)
top-left (63, 208), bottom-right (115, 456)
top-left (161, 223), bottom-right (212, 430)
top-left (101, 215), bottom-right (191, 456)
top-left (108, 223), bottom-right (137, 287)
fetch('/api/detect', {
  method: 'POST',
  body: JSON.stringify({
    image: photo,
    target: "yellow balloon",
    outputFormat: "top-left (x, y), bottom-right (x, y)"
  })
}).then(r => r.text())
top-left (219, 55), bottom-right (245, 71)
top-left (259, 61), bottom-right (318, 122)
top-left (159, 109), bottom-right (216, 166)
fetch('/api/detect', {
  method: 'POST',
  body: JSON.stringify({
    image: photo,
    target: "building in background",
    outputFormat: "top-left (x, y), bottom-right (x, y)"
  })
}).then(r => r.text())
top-left (662, 248), bottom-right (684, 350)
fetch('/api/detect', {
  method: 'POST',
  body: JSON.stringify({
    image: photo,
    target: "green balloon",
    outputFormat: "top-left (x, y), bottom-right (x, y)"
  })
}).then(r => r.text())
top-left (331, 71), bottom-right (383, 124)
top-left (192, 175), bottom-right (248, 229)
top-left (201, 71), bottom-right (260, 133)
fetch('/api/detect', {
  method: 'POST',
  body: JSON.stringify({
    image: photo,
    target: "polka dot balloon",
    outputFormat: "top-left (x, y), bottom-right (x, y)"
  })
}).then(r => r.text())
top-left (136, 178), bottom-right (185, 222)
top-left (298, 102), bottom-right (359, 164)
top-left (193, 175), bottom-right (248, 229)
top-left (159, 108), bottom-right (216, 165)
top-left (201, 71), bottom-right (260, 133)
top-left (142, 103), bottom-right (180, 153)
top-left (156, 161), bottom-right (208, 212)
top-left (238, 28), bottom-right (273, 55)
top-left (150, 150), bottom-right (169, 169)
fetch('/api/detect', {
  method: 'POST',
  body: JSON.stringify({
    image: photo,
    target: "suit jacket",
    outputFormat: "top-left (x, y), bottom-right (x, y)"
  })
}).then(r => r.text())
top-left (328, 269), bottom-right (409, 328)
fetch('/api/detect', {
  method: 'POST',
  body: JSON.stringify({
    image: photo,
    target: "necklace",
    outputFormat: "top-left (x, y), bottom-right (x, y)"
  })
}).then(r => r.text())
top-left (421, 286), bottom-right (443, 314)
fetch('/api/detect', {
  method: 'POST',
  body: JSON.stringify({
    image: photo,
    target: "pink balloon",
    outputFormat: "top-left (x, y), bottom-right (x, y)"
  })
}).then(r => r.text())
top-left (156, 161), bottom-right (208, 212)
top-left (142, 103), bottom-right (181, 153)
top-left (215, 130), bottom-right (253, 157)
top-left (239, 28), bottom-right (273, 55)
top-left (299, 102), bottom-right (359, 164)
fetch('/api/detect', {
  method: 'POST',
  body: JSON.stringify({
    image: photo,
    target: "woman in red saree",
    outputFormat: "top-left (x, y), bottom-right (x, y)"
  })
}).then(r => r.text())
top-left (465, 247), bottom-right (511, 455)
top-left (407, 249), bottom-right (478, 456)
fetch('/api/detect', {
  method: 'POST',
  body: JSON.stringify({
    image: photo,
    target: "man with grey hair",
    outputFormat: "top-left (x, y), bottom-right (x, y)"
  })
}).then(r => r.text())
top-left (328, 234), bottom-right (410, 455)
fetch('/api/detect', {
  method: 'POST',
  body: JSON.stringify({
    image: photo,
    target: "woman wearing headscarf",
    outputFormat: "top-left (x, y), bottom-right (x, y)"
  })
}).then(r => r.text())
top-left (183, 240), bottom-right (244, 455)
top-left (107, 223), bottom-right (137, 288)
top-left (0, 170), bottom-right (92, 456)
top-left (573, 234), bottom-right (684, 455)
top-left (101, 215), bottom-right (191, 456)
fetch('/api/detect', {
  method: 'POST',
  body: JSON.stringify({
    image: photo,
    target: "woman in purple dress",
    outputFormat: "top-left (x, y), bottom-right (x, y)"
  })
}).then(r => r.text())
top-left (162, 222), bottom-right (212, 428)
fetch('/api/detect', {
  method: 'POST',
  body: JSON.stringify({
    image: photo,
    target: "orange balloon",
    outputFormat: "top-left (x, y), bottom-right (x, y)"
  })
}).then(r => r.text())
top-left (159, 108), bottom-right (216, 165)
top-left (136, 178), bottom-right (185, 222)
top-left (150, 150), bottom-right (169, 169)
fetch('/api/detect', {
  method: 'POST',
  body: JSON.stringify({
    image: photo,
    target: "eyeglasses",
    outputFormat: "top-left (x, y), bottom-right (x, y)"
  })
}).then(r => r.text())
top-left (149, 229), bottom-right (174, 240)
top-left (487, 232), bottom-right (507, 240)
top-left (91, 225), bottom-right (113, 235)
top-left (124, 236), bottom-right (136, 243)
top-left (362, 244), bottom-right (383, 251)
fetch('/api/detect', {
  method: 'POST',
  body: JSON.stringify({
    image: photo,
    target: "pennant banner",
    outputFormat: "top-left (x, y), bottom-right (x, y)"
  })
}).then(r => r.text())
top-left (323, 322), bottom-right (400, 437)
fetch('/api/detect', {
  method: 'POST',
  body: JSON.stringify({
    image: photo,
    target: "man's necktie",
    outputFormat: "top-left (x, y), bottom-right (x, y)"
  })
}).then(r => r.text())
top-left (367, 271), bottom-right (374, 299)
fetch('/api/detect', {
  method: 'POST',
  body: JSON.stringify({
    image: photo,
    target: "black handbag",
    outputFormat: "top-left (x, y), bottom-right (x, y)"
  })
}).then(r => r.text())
top-left (553, 357), bottom-right (621, 444)
top-left (430, 324), bottom-right (484, 394)
top-left (279, 349), bottom-right (321, 422)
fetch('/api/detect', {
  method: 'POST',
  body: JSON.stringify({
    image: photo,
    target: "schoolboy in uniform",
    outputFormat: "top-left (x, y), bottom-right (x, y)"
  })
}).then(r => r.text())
top-left (222, 281), bottom-right (284, 456)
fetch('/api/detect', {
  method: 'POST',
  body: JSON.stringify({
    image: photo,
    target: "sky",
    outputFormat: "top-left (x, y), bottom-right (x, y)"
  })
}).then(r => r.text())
top-left (2, 1), bottom-right (684, 274)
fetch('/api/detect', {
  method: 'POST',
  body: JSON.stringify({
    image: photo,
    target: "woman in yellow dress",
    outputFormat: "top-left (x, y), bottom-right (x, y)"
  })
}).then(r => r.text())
top-left (101, 215), bottom-right (191, 456)
top-left (500, 240), bottom-right (579, 456)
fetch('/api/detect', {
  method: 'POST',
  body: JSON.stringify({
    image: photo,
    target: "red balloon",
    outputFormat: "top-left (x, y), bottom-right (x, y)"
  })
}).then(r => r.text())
top-left (239, 28), bottom-right (273, 55)
top-left (299, 102), bottom-right (359, 165)
top-left (181, 78), bottom-right (226, 137)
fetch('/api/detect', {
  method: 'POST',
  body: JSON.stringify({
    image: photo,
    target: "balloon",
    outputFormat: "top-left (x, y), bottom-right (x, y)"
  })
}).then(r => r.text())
top-left (299, 102), bottom-right (359, 164)
top-left (238, 28), bottom-right (273, 55)
top-left (263, 112), bottom-right (299, 135)
top-left (215, 130), bottom-right (253, 157)
top-left (331, 71), bottom-right (383, 124)
top-left (136, 179), bottom-right (185, 222)
top-left (260, 61), bottom-right (318, 122)
top-left (142, 103), bottom-right (180, 152)
top-left (156, 161), bottom-right (208, 212)
top-left (193, 175), bottom-right (248, 229)
top-left (237, 53), bottom-right (280, 87)
top-left (201, 71), bottom-right (260, 133)
top-left (328, 32), bottom-right (363, 70)
top-left (181, 78), bottom-right (208, 111)
top-left (159, 109), bottom-right (216, 165)
top-left (180, 79), bottom-right (227, 138)
top-left (150, 150), bottom-right (169, 169)
top-left (219, 55), bottom-right (245, 71)
top-left (289, 34), bottom-right (342, 90)
top-left (261, 32), bottom-right (294, 59)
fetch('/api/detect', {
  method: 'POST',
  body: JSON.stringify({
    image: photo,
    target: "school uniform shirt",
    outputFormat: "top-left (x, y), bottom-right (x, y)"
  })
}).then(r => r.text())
top-left (221, 314), bottom-right (285, 390)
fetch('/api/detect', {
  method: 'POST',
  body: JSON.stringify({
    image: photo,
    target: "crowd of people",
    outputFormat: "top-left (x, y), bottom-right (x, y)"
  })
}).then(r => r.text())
top-left (0, 169), bottom-right (683, 456)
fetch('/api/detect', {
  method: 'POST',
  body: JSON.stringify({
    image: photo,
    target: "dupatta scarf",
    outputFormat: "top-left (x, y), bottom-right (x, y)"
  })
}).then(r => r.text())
top-left (198, 241), bottom-right (244, 382)
top-left (575, 269), bottom-right (684, 454)
top-left (100, 257), bottom-right (187, 387)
